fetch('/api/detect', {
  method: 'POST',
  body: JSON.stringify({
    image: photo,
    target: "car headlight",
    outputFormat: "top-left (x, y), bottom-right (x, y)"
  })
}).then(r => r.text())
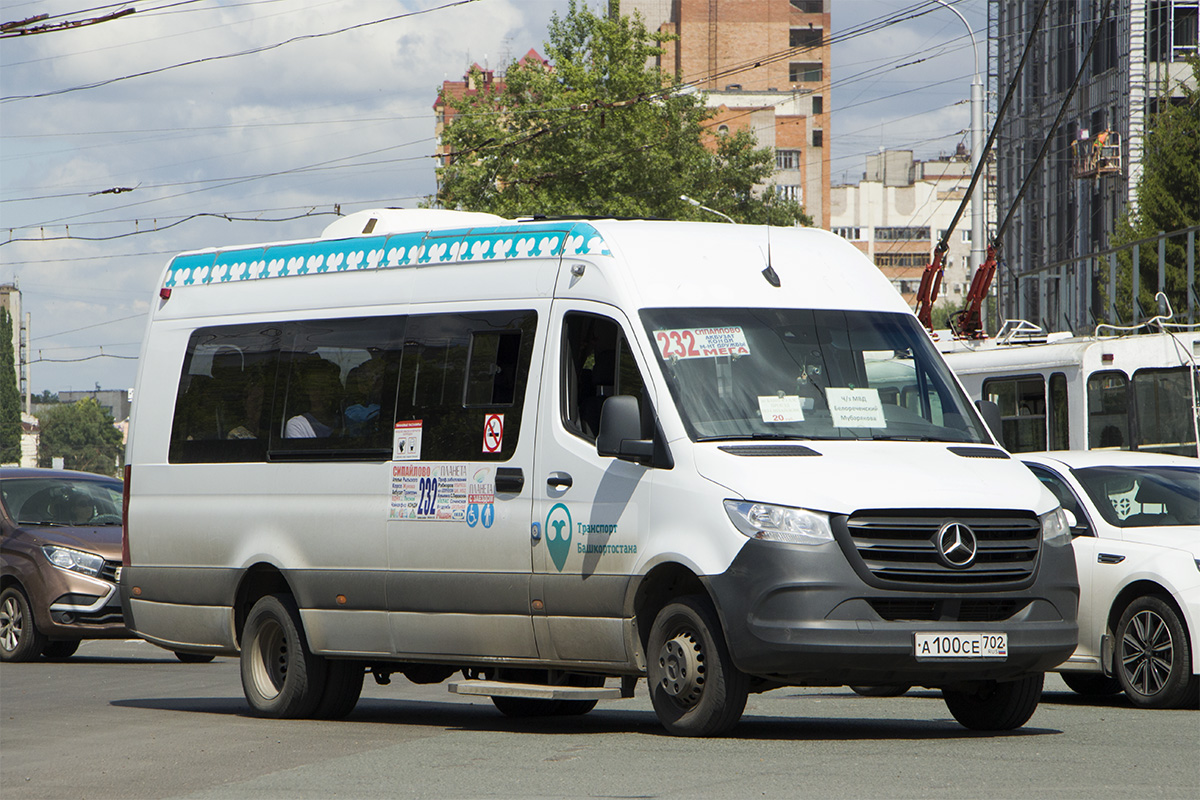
top-left (42, 545), bottom-right (105, 577)
top-left (724, 501), bottom-right (834, 546)
top-left (1040, 508), bottom-right (1071, 546)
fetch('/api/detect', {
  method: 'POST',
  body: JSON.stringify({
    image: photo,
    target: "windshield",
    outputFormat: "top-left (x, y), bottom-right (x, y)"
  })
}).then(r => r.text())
top-left (0, 477), bottom-right (124, 527)
top-left (641, 308), bottom-right (990, 444)
top-left (1072, 466), bottom-right (1199, 528)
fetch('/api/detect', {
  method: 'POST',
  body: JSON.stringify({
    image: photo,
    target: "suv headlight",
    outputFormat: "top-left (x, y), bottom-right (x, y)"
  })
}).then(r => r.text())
top-left (42, 545), bottom-right (105, 577)
top-left (1040, 508), bottom-right (1071, 546)
top-left (724, 501), bottom-right (834, 546)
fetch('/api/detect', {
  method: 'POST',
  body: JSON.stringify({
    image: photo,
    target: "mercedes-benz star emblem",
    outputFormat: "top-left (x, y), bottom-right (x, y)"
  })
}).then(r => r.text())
top-left (935, 522), bottom-right (978, 568)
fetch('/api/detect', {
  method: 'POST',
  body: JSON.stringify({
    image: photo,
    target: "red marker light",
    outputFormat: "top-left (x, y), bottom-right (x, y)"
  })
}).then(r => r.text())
top-left (160, 287), bottom-right (172, 300)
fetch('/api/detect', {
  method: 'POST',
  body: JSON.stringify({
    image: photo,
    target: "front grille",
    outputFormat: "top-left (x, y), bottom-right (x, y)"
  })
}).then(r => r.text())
top-left (99, 561), bottom-right (120, 583)
top-left (868, 598), bottom-right (1030, 622)
top-left (845, 510), bottom-right (1040, 587)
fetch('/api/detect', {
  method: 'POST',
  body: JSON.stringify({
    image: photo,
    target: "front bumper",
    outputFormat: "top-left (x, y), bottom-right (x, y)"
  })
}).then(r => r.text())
top-left (705, 535), bottom-right (1079, 687)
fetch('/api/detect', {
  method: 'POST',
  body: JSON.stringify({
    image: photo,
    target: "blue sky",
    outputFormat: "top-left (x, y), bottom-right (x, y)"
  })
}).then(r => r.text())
top-left (0, 0), bottom-right (987, 394)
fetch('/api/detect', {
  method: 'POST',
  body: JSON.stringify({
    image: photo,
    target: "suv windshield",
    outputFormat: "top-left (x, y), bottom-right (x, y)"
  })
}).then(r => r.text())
top-left (641, 308), bottom-right (989, 444)
top-left (0, 477), bottom-right (124, 527)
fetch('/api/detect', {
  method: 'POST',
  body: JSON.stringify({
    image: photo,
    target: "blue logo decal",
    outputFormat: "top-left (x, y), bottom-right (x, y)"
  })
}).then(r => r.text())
top-left (481, 503), bottom-right (494, 529)
top-left (545, 503), bottom-right (572, 572)
top-left (466, 504), bottom-right (480, 528)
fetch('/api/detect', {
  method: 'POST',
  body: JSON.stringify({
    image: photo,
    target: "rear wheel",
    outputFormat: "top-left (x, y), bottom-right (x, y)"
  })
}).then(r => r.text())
top-left (0, 587), bottom-right (45, 662)
top-left (647, 595), bottom-right (748, 737)
top-left (313, 660), bottom-right (365, 719)
top-left (42, 640), bottom-right (81, 660)
top-left (240, 594), bottom-right (327, 718)
top-left (943, 673), bottom-right (1043, 730)
top-left (491, 696), bottom-right (563, 717)
top-left (1115, 596), bottom-right (1198, 709)
top-left (1059, 672), bottom-right (1121, 697)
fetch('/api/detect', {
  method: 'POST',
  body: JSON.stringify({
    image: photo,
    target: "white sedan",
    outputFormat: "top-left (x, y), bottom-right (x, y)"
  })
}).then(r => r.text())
top-left (1021, 451), bottom-right (1199, 709)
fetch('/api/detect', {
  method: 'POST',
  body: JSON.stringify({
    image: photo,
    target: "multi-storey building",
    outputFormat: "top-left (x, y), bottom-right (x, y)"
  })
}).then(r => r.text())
top-left (830, 148), bottom-right (992, 308)
top-left (990, 0), bottom-right (1198, 325)
top-left (618, 0), bottom-right (831, 226)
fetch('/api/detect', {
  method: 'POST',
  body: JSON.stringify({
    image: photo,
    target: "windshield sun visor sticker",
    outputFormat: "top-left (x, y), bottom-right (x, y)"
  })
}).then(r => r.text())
top-left (654, 326), bottom-right (752, 361)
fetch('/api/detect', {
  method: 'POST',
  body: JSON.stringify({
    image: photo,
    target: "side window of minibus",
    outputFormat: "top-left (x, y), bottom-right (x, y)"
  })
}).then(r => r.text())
top-left (169, 324), bottom-right (282, 463)
top-left (394, 310), bottom-right (537, 460)
top-left (267, 316), bottom-right (406, 458)
top-left (561, 312), bottom-right (646, 443)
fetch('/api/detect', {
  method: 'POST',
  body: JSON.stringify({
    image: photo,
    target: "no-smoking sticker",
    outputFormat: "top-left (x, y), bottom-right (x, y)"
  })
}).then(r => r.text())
top-left (482, 413), bottom-right (504, 453)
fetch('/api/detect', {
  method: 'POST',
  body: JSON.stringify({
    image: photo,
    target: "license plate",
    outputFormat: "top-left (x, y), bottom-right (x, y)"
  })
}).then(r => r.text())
top-left (914, 633), bottom-right (1007, 660)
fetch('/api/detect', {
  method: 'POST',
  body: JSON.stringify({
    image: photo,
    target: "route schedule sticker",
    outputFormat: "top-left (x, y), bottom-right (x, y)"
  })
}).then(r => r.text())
top-left (826, 388), bottom-right (887, 428)
top-left (390, 463), bottom-right (494, 522)
top-left (654, 327), bottom-right (751, 360)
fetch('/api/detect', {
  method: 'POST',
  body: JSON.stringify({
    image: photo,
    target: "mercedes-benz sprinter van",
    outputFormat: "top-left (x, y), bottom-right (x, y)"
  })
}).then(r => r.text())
top-left (121, 209), bottom-right (1078, 736)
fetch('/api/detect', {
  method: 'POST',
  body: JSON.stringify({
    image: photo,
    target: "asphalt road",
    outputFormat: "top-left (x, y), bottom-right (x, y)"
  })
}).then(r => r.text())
top-left (1, 639), bottom-right (1197, 800)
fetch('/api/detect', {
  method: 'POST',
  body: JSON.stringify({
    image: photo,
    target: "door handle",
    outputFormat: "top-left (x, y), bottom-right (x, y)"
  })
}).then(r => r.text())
top-left (547, 471), bottom-right (573, 489)
top-left (495, 467), bottom-right (524, 494)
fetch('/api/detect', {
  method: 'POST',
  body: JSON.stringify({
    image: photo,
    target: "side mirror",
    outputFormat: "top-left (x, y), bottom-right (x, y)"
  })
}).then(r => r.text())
top-left (975, 400), bottom-right (1005, 448)
top-left (597, 395), bottom-right (654, 461)
top-left (1062, 508), bottom-right (1078, 529)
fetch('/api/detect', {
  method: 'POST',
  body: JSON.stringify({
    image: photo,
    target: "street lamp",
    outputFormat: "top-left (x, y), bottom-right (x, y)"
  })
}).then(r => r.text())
top-left (932, 0), bottom-right (986, 324)
top-left (681, 195), bottom-right (735, 224)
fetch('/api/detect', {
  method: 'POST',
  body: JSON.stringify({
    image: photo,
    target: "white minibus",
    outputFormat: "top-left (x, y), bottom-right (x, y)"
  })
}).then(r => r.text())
top-left (121, 210), bottom-right (1078, 736)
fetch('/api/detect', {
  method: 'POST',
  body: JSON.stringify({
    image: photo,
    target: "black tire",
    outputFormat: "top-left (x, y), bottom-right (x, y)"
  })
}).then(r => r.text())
top-left (42, 640), bottom-right (81, 660)
top-left (175, 651), bottom-right (216, 664)
top-left (646, 595), bottom-right (749, 737)
top-left (943, 673), bottom-right (1043, 730)
top-left (491, 696), bottom-right (563, 717)
top-left (1059, 671), bottom-right (1122, 697)
top-left (1115, 596), bottom-right (1198, 709)
top-left (1, 587), bottom-right (46, 662)
top-left (850, 685), bottom-right (911, 697)
top-left (313, 660), bottom-right (365, 720)
top-left (240, 594), bottom-right (327, 718)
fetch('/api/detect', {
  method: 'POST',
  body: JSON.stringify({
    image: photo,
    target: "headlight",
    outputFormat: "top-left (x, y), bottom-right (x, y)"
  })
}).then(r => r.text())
top-left (724, 501), bottom-right (834, 546)
top-left (42, 545), bottom-right (105, 577)
top-left (1040, 508), bottom-right (1071, 546)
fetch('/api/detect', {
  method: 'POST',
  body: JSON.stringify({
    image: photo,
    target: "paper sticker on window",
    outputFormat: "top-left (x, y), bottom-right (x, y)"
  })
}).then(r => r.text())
top-left (394, 420), bottom-right (423, 461)
top-left (655, 327), bottom-right (751, 360)
top-left (826, 388), bottom-right (886, 428)
top-left (758, 395), bottom-right (804, 423)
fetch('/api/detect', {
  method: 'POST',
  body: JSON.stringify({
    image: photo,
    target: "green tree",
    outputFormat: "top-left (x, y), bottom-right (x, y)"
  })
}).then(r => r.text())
top-left (0, 308), bottom-right (21, 465)
top-left (1111, 57), bottom-right (1199, 321)
top-left (436, 0), bottom-right (811, 226)
top-left (37, 397), bottom-right (124, 476)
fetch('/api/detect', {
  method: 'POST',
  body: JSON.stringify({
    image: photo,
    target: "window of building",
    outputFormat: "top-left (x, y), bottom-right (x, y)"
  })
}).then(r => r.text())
top-left (717, 124), bottom-right (730, 133)
top-left (984, 376), bottom-right (1046, 453)
top-left (775, 149), bottom-right (800, 170)
top-left (790, 0), bottom-right (824, 12)
top-left (790, 28), bottom-right (823, 48)
top-left (832, 227), bottom-right (861, 240)
top-left (775, 185), bottom-right (802, 202)
top-left (875, 253), bottom-right (928, 269)
top-left (812, 129), bottom-right (823, 147)
top-left (561, 313), bottom-right (647, 443)
top-left (811, 95), bottom-right (823, 115)
top-left (875, 226), bottom-right (930, 242)
top-left (789, 62), bottom-right (823, 83)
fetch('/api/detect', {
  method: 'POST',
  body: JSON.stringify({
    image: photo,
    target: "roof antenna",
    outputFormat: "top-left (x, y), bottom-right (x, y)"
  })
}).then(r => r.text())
top-left (762, 212), bottom-right (780, 288)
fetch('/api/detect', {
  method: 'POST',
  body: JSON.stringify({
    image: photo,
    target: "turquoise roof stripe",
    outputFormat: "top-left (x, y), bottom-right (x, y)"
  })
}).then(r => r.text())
top-left (162, 221), bottom-right (611, 288)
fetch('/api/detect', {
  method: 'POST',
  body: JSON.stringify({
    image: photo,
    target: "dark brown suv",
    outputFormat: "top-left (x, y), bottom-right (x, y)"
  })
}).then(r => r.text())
top-left (1, 468), bottom-right (128, 661)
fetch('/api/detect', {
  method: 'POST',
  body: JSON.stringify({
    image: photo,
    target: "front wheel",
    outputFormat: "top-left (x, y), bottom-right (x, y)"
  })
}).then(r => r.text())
top-left (647, 595), bottom-right (748, 737)
top-left (1115, 596), bottom-right (1198, 709)
top-left (240, 594), bottom-right (327, 718)
top-left (943, 673), bottom-right (1043, 730)
top-left (0, 587), bottom-right (46, 662)
top-left (175, 651), bottom-right (216, 664)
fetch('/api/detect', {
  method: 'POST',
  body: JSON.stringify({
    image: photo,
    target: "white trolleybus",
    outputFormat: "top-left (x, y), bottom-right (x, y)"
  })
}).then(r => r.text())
top-left (938, 311), bottom-right (1199, 458)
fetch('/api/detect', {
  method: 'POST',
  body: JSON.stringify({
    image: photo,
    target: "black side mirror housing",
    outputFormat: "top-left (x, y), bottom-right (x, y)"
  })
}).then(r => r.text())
top-left (596, 395), bottom-right (671, 468)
